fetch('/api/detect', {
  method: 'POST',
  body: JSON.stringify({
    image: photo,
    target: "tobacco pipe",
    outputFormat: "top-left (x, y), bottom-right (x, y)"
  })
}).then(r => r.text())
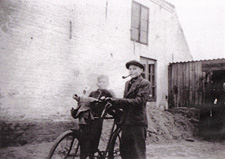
top-left (122, 74), bottom-right (131, 79)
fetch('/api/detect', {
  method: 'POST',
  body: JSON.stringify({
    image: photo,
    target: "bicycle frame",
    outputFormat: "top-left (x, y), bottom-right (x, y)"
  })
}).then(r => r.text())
top-left (92, 101), bottom-right (123, 158)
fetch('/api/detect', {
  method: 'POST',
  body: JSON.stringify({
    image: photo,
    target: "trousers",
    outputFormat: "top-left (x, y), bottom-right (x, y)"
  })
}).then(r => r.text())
top-left (120, 125), bottom-right (147, 159)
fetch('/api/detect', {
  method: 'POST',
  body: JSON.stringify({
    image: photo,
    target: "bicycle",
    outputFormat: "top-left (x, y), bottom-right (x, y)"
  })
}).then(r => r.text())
top-left (47, 95), bottom-right (125, 159)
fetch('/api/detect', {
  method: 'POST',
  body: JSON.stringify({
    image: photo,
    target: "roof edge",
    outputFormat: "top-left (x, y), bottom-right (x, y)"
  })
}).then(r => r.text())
top-left (149, 0), bottom-right (175, 12)
top-left (170, 58), bottom-right (225, 64)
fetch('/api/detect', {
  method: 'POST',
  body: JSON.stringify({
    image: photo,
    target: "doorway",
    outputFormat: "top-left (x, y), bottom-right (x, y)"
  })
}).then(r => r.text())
top-left (200, 70), bottom-right (225, 139)
top-left (212, 70), bottom-right (225, 89)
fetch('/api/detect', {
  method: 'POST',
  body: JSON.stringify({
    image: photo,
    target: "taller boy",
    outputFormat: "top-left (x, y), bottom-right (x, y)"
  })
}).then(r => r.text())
top-left (112, 60), bottom-right (151, 159)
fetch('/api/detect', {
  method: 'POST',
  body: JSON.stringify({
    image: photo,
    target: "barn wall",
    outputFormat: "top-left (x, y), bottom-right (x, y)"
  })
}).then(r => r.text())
top-left (169, 62), bottom-right (204, 108)
top-left (169, 59), bottom-right (225, 108)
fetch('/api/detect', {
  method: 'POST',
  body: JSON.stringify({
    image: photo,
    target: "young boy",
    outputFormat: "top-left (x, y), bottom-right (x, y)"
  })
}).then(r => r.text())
top-left (111, 60), bottom-right (151, 159)
top-left (80, 75), bottom-right (114, 159)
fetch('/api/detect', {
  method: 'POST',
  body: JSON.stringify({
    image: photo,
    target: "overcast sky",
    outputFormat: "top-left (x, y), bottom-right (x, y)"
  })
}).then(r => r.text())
top-left (166, 0), bottom-right (225, 60)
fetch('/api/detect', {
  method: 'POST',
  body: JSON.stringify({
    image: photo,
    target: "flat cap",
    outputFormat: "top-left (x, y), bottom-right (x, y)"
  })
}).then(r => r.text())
top-left (125, 60), bottom-right (145, 70)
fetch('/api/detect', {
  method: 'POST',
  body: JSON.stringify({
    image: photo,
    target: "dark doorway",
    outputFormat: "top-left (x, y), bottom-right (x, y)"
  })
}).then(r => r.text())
top-left (212, 70), bottom-right (225, 88)
top-left (199, 70), bottom-right (225, 140)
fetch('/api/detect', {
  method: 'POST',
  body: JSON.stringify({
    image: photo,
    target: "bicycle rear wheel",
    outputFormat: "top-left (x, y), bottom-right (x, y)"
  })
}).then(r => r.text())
top-left (47, 129), bottom-right (80, 159)
top-left (108, 130), bottom-right (121, 159)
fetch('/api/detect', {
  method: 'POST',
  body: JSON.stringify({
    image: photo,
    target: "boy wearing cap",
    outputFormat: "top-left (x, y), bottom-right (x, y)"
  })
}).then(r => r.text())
top-left (112, 60), bottom-right (151, 159)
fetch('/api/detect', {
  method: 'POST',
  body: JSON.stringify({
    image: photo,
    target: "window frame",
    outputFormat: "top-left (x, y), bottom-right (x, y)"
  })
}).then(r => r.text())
top-left (131, 1), bottom-right (149, 45)
top-left (140, 57), bottom-right (156, 101)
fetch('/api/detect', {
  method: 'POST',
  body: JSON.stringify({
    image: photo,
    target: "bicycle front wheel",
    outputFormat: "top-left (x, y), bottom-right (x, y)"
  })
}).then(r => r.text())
top-left (47, 129), bottom-right (80, 159)
top-left (108, 130), bottom-right (121, 159)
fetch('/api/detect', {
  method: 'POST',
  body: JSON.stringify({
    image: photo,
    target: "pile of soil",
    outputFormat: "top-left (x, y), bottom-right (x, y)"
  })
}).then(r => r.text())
top-left (99, 105), bottom-right (199, 146)
top-left (146, 106), bottom-right (199, 144)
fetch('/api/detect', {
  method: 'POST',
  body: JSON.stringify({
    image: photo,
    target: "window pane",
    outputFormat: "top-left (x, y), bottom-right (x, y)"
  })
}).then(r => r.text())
top-left (131, 27), bottom-right (139, 41)
top-left (132, 2), bottom-right (141, 16)
top-left (149, 64), bottom-right (151, 73)
top-left (149, 75), bottom-right (151, 82)
top-left (152, 64), bottom-right (155, 73)
top-left (140, 20), bottom-right (148, 32)
top-left (140, 31), bottom-right (147, 44)
top-left (141, 7), bottom-right (148, 20)
top-left (152, 75), bottom-right (155, 85)
top-left (131, 15), bottom-right (139, 28)
top-left (152, 87), bottom-right (155, 97)
top-left (131, 2), bottom-right (140, 41)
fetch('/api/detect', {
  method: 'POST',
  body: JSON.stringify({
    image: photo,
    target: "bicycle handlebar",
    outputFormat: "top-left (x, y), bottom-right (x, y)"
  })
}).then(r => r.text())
top-left (72, 94), bottom-right (123, 121)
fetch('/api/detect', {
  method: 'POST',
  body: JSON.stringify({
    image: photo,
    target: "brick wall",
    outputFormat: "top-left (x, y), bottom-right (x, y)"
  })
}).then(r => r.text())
top-left (0, 0), bottom-right (192, 121)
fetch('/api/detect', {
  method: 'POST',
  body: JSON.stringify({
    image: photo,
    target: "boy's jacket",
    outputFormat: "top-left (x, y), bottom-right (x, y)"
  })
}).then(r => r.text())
top-left (71, 96), bottom-right (96, 124)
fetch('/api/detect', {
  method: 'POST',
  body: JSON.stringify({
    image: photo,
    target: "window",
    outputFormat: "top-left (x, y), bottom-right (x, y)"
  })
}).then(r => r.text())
top-left (140, 57), bottom-right (156, 101)
top-left (131, 1), bottom-right (149, 45)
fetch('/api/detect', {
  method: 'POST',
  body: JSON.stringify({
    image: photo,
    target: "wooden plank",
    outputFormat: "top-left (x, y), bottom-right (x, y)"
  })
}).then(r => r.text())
top-left (179, 63), bottom-right (184, 107)
top-left (182, 63), bottom-right (186, 107)
top-left (174, 64), bottom-right (178, 107)
top-left (193, 62), bottom-right (197, 107)
top-left (185, 62), bottom-right (190, 107)
top-left (202, 71), bottom-right (206, 105)
top-left (198, 63), bottom-right (203, 106)
top-left (171, 64), bottom-right (176, 108)
top-left (189, 62), bottom-right (193, 107)
top-left (177, 64), bottom-right (181, 107)
top-left (178, 64), bottom-right (181, 107)
top-left (168, 64), bottom-right (173, 108)
top-left (195, 62), bottom-right (200, 106)
top-left (195, 62), bottom-right (202, 107)
top-left (182, 63), bottom-right (185, 107)
top-left (172, 64), bottom-right (177, 107)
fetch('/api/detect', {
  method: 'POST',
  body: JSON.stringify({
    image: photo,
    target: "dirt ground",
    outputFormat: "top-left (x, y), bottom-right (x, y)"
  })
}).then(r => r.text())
top-left (1, 106), bottom-right (225, 159)
top-left (0, 140), bottom-right (225, 159)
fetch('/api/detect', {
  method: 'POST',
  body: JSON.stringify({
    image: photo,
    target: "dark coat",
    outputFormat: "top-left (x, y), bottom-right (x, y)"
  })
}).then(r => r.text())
top-left (115, 76), bottom-right (151, 126)
top-left (71, 96), bottom-right (96, 124)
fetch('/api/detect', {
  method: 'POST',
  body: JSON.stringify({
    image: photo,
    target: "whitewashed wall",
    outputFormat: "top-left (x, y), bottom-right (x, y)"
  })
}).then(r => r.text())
top-left (0, 0), bottom-right (192, 120)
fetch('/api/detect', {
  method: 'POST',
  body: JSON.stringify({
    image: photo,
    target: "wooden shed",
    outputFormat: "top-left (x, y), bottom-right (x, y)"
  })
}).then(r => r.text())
top-left (168, 58), bottom-right (225, 108)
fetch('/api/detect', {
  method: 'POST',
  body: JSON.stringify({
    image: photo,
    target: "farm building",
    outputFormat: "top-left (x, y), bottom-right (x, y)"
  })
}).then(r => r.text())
top-left (168, 59), bottom-right (225, 139)
top-left (168, 58), bottom-right (225, 108)
top-left (0, 0), bottom-right (192, 121)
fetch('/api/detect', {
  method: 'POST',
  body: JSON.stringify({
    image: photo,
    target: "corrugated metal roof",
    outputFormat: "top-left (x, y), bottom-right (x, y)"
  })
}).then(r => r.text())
top-left (170, 58), bottom-right (225, 64)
